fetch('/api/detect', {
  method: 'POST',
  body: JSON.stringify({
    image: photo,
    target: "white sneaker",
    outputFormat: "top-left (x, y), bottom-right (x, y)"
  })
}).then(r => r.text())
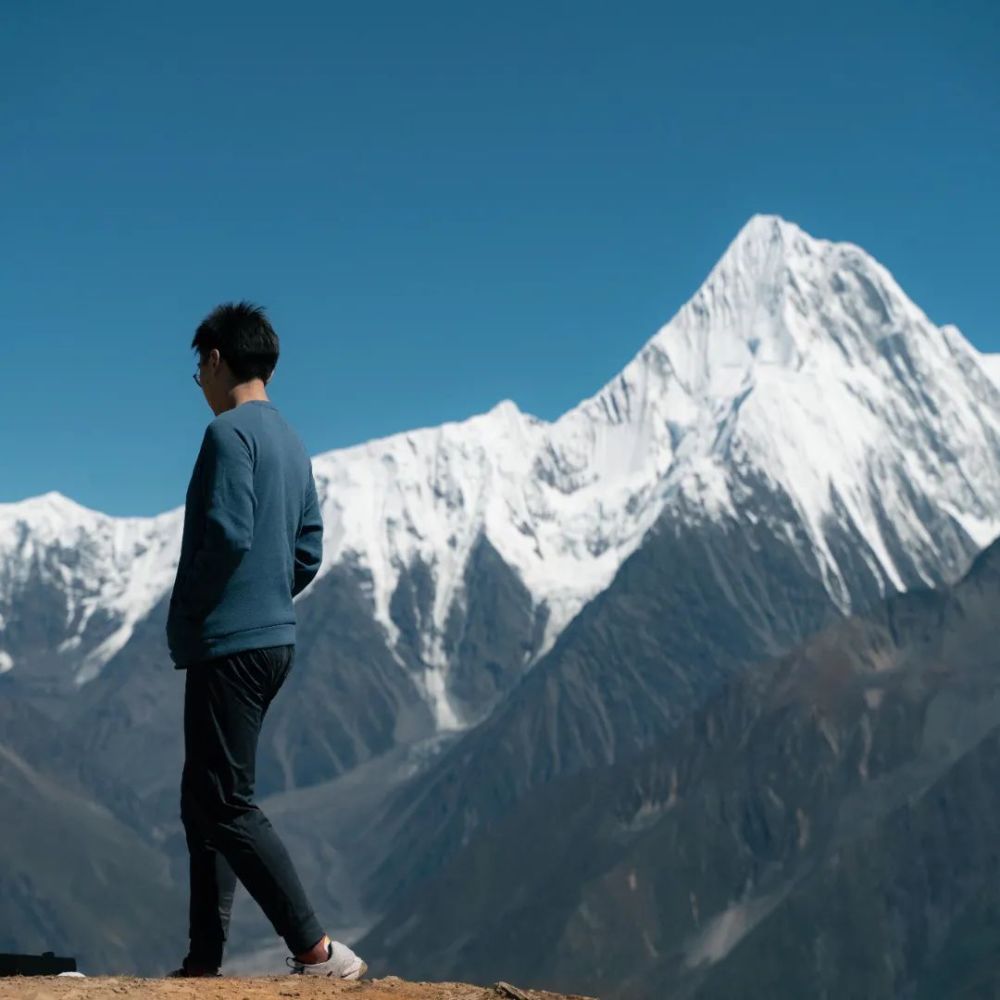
top-left (285, 939), bottom-right (367, 979)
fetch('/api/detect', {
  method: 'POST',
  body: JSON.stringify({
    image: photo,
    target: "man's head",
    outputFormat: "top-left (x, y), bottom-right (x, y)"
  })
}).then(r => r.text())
top-left (192, 301), bottom-right (279, 413)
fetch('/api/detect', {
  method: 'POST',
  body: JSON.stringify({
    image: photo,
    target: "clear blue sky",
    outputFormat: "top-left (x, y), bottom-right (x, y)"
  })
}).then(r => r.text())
top-left (2, 0), bottom-right (997, 515)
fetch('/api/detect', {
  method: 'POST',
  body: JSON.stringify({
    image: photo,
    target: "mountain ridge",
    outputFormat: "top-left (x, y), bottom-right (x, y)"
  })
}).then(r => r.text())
top-left (4, 214), bottom-right (998, 737)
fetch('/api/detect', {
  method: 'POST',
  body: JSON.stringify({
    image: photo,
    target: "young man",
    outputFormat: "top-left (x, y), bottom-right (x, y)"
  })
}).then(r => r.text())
top-left (165, 301), bottom-right (366, 980)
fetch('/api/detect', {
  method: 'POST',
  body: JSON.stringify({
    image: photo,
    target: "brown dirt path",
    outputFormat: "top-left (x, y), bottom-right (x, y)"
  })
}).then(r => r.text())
top-left (0, 975), bottom-right (599, 1000)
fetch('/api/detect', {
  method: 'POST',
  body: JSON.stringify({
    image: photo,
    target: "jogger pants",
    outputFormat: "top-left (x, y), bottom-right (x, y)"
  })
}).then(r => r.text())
top-left (179, 643), bottom-right (324, 968)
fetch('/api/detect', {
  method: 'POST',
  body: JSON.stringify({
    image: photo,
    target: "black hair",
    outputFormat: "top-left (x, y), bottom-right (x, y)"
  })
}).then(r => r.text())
top-left (191, 300), bottom-right (279, 383)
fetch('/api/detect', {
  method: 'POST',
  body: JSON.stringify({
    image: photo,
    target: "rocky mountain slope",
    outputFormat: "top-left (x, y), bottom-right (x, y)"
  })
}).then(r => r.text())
top-left (0, 688), bottom-right (186, 974)
top-left (355, 535), bottom-right (1000, 1000)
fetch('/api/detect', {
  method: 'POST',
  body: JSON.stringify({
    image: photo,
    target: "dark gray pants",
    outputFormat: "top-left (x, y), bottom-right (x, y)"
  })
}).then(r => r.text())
top-left (180, 643), bottom-right (324, 968)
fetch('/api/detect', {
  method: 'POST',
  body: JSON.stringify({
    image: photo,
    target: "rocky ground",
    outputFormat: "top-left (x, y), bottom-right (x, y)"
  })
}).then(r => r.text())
top-left (0, 976), bottom-right (599, 1000)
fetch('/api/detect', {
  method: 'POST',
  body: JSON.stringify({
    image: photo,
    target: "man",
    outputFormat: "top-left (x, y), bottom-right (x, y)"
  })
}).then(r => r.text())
top-left (165, 301), bottom-right (366, 980)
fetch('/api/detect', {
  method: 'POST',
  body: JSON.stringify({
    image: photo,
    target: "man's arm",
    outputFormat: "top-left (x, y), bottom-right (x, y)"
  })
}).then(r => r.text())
top-left (292, 468), bottom-right (323, 597)
top-left (173, 423), bottom-right (256, 620)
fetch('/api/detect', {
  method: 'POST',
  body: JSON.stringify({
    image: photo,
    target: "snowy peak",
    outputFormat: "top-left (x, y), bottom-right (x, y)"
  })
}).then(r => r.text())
top-left (546, 212), bottom-right (1000, 602)
top-left (1, 489), bottom-right (95, 521)
top-left (0, 494), bottom-right (183, 684)
top-left (657, 211), bottom-right (990, 408)
top-left (654, 213), bottom-right (914, 389)
top-left (570, 211), bottom-right (990, 460)
top-left (719, 211), bottom-right (809, 283)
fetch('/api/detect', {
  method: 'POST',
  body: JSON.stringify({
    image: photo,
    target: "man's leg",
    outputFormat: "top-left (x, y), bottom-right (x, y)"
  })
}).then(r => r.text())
top-left (180, 756), bottom-right (239, 970)
top-left (180, 644), bottom-right (324, 966)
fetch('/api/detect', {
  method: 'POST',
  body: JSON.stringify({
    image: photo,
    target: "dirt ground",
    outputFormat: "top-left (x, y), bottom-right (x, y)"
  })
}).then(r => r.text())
top-left (0, 975), bottom-right (599, 1000)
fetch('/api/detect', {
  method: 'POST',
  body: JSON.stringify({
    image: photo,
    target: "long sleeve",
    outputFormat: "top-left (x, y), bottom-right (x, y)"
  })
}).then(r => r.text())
top-left (292, 468), bottom-right (323, 597)
top-left (173, 423), bottom-right (256, 621)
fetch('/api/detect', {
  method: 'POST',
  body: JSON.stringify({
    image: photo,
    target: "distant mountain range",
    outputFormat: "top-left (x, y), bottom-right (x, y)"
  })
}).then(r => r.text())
top-left (1, 214), bottom-right (997, 993)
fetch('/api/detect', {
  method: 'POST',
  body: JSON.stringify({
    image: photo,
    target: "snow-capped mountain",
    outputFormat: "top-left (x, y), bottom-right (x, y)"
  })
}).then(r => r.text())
top-left (0, 493), bottom-right (181, 686)
top-left (2, 214), bottom-right (998, 731)
top-left (233, 212), bottom-right (1000, 726)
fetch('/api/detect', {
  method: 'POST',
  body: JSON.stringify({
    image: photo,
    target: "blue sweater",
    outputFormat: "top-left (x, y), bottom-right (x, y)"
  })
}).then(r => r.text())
top-left (166, 399), bottom-right (324, 668)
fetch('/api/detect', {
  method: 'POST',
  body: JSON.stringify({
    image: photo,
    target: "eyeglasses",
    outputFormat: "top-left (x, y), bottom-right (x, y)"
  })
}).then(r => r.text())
top-left (193, 366), bottom-right (203, 387)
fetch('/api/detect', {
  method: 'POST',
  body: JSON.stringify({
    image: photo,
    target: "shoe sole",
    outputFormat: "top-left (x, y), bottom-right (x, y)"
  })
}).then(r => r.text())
top-left (294, 957), bottom-right (367, 979)
top-left (344, 960), bottom-right (368, 980)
